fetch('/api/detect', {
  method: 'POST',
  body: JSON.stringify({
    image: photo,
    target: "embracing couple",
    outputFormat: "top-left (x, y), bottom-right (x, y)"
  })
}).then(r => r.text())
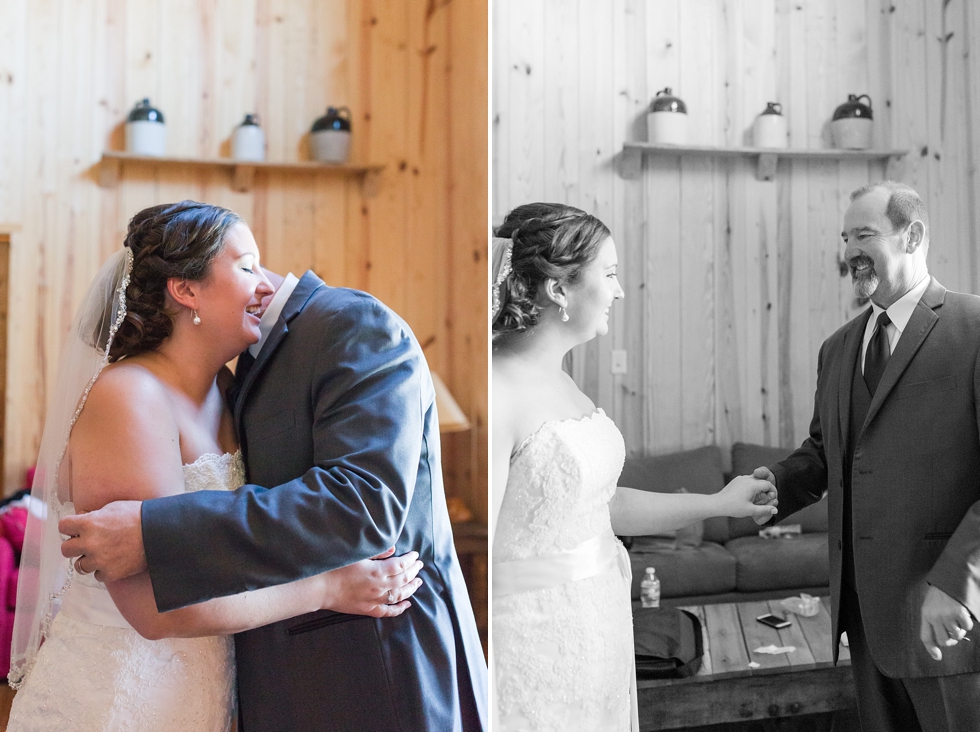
top-left (7, 201), bottom-right (487, 732)
top-left (493, 183), bottom-right (980, 732)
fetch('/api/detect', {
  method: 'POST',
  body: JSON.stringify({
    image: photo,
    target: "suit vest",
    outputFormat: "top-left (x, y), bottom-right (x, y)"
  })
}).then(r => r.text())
top-left (843, 348), bottom-right (874, 591)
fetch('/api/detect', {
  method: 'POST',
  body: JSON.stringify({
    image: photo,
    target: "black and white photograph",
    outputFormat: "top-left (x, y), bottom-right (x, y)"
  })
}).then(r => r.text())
top-left (491, 1), bottom-right (980, 731)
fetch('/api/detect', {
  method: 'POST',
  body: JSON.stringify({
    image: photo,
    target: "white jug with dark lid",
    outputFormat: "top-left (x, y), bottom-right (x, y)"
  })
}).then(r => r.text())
top-left (232, 114), bottom-right (266, 161)
top-left (125, 99), bottom-right (166, 156)
top-left (831, 94), bottom-right (873, 150)
top-left (753, 102), bottom-right (788, 149)
top-left (646, 88), bottom-right (688, 145)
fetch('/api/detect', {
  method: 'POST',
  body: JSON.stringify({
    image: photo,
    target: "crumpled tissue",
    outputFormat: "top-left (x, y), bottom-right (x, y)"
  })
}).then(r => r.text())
top-left (780, 593), bottom-right (820, 617)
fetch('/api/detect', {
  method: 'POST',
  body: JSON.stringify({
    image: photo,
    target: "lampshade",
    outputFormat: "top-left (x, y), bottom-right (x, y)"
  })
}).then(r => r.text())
top-left (431, 372), bottom-right (471, 433)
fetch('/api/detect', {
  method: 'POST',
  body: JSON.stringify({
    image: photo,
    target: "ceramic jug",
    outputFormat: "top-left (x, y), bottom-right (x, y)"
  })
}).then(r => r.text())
top-left (753, 102), bottom-right (788, 149)
top-left (310, 106), bottom-right (351, 163)
top-left (232, 114), bottom-right (265, 161)
top-left (125, 99), bottom-right (166, 156)
top-left (831, 94), bottom-right (873, 150)
top-left (647, 88), bottom-right (688, 145)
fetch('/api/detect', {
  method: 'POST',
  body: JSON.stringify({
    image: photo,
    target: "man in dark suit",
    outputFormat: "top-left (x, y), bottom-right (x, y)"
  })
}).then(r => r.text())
top-left (60, 268), bottom-right (487, 732)
top-left (753, 182), bottom-right (980, 730)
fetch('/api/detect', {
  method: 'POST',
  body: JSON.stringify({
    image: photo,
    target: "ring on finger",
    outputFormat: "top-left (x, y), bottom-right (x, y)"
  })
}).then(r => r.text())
top-left (74, 556), bottom-right (91, 575)
top-left (387, 590), bottom-right (396, 605)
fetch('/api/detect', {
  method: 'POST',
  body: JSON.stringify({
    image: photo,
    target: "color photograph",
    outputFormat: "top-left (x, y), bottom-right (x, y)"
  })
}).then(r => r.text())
top-left (0, 2), bottom-right (487, 730)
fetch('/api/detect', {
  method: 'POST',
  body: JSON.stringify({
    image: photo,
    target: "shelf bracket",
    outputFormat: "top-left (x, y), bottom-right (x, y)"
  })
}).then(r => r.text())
top-left (619, 148), bottom-right (643, 180)
top-left (99, 157), bottom-right (121, 188)
top-left (232, 165), bottom-right (256, 192)
top-left (756, 153), bottom-right (778, 182)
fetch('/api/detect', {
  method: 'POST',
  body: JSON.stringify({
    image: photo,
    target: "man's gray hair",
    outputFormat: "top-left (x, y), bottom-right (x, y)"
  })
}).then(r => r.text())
top-left (850, 180), bottom-right (929, 235)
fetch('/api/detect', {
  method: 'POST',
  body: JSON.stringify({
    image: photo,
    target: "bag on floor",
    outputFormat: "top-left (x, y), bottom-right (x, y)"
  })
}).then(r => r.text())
top-left (633, 606), bottom-right (704, 679)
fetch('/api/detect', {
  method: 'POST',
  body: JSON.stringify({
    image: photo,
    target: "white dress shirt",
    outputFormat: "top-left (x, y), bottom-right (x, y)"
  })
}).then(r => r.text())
top-left (860, 275), bottom-right (931, 374)
top-left (249, 272), bottom-right (299, 357)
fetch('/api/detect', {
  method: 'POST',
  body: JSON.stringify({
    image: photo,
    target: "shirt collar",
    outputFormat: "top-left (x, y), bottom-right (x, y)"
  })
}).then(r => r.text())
top-left (249, 272), bottom-right (299, 357)
top-left (870, 275), bottom-right (930, 334)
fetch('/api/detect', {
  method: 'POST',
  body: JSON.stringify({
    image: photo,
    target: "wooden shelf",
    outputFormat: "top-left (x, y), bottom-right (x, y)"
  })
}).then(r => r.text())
top-left (98, 151), bottom-right (385, 196)
top-left (620, 142), bottom-right (908, 182)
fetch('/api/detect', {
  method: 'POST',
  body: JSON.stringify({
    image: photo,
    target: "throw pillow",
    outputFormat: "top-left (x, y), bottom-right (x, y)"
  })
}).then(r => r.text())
top-left (729, 441), bottom-right (829, 537)
top-left (629, 488), bottom-right (704, 551)
top-left (619, 446), bottom-right (729, 544)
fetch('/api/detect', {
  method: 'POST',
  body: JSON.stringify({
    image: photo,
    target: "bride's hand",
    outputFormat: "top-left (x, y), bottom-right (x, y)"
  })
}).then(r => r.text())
top-left (717, 474), bottom-right (778, 523)
top-left (320, 548), bottom-right (424, 618)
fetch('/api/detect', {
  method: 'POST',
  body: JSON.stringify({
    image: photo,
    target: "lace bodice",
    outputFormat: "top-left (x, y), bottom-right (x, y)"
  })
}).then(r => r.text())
top-left (66, 450), bottom-right (246, 611)
top-left (493, 409), bottom-right (633, 732)
top-left (7, 451), bottom-right (245, 732)
top-left (182, 450), bottom-right (246, 492)
top-left (493, 410), bottom-right (626, 561)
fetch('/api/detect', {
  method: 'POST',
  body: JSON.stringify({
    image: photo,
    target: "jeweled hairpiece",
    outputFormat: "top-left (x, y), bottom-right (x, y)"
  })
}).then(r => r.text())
top-left (491, 237), bottom-right (514, 321)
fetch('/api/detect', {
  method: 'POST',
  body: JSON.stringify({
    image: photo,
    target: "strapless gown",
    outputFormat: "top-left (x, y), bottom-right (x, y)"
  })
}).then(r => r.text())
top-left (7, 452), bottom-right (244, 732)
top-left (492, 409), bottom-right (635, 731)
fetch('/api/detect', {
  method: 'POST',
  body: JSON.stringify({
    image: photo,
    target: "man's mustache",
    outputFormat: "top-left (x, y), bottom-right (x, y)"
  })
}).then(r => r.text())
top-left (849, 255), bottom-right (875, 275)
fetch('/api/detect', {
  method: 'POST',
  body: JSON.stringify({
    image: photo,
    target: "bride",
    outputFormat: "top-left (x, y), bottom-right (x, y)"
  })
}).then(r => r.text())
top-left (491, 202), bottom-right (778, 732)
top-left (7, 201), bottom-right (422, 731)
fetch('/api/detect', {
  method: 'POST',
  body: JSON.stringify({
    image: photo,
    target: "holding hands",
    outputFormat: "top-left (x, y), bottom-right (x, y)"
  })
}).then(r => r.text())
top-left (717, 471), bottom-right (778, 524)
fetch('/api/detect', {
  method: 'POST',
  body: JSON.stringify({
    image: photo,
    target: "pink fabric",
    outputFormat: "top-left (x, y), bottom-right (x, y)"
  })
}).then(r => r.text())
top-left (0, 507), bottom-right (27, 678)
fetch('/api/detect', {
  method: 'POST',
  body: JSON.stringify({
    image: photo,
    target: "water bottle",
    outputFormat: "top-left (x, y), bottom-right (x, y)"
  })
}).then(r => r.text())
top-left (640, 567), bottom-right (661, 608)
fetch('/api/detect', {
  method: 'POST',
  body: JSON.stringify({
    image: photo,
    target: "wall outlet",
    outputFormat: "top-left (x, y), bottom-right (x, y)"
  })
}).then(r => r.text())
top-left (611, 349), bottom-right (628, 375)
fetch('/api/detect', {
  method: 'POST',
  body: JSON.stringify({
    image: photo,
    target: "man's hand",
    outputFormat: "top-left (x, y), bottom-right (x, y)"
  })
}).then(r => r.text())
top-left (717, 475), bottom-right (778, 523)
top-left (321, 548), bottom-right (424, 619)
top-left (920, 584), bottom-right (974, 661)
top-left (752, 466), bottom-right (779, 524)
top-left (59, 501), bottom-right (146, 583)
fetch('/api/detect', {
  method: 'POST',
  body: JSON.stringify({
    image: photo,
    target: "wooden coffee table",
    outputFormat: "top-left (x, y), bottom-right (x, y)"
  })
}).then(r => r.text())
top-left (637, 597), bottom-right (855, 730)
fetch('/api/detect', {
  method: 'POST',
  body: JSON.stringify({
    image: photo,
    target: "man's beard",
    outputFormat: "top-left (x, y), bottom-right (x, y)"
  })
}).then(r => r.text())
top-left (850, 257), bottom-right (879, 299)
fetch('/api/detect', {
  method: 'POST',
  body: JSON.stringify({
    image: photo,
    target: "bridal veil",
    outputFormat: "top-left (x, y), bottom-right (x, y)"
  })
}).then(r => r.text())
top-left (8, 248), bottom-right (132, 687)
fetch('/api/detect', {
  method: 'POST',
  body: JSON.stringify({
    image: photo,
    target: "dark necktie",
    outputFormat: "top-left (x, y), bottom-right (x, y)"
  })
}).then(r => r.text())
top-left (236, 349), bottom-right (256, 379)
top-left (228, 350), bottom-right (256, 409)
top-left (864, 312), bottom-right (891, 395)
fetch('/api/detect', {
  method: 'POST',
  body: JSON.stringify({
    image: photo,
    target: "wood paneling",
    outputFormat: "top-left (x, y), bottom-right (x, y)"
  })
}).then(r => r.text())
top-left (0, 0), bottom-right (488, 523)
top-left (493, 0), bottom-right (980, 459)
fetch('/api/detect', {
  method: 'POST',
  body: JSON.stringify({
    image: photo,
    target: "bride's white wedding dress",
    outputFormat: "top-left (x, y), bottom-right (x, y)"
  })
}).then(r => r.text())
top-left (7, 451), bottom-right (243, 732)
top-left (493, 409), bottom-right (635, 732)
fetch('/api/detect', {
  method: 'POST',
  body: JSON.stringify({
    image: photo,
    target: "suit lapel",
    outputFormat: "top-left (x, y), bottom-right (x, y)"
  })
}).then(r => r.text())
top-left (232, 271), bottom-right (326, 435)
top-left (863, 277), bottom-right (945, 429)
top-left (837, 309), bottom-right (870, 456)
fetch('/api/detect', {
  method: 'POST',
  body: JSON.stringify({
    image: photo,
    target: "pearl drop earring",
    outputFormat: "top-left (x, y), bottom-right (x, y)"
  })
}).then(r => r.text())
top-left (192, 310), bottom-right (201, 326)
top-left (560, 306), bottom-right (569, 322)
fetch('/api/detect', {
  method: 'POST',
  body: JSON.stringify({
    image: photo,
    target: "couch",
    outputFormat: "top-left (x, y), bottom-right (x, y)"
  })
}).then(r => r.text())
top-left (620, 442), bottom-right (830, 606)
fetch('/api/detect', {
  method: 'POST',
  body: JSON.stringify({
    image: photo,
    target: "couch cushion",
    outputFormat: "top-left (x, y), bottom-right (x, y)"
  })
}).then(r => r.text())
top-left (620, 446), bottom-right (729, 544)
top-left (727, 533), bottom-right (829, 592)
top-left (628, 541), bottom-right (737, 600)
top-left (727, 442), bottom-right (829, 539)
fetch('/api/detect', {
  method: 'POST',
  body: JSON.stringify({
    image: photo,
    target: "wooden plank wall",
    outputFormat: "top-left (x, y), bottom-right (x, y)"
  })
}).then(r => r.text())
top-left (493, 0), bottom-right (980, 461)
top-left (0, 0), bottom-right (488, 523)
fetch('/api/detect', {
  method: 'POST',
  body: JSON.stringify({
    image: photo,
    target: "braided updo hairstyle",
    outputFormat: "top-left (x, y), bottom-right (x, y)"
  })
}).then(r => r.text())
top-left (492, 202), bottom-right (610, 339)
top-left (109, 201), bottom-right (242, 362)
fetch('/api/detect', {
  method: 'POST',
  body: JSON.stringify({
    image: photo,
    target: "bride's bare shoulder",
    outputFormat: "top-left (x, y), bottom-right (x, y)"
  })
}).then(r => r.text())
top-left (70, 361), bottom-right (183, 509)
top-left (491, 359), bottom-right (521, 411)
top-left (74, 361), bottom-right (179, 442)
top-left (86, 360), bottom-right (172, 408)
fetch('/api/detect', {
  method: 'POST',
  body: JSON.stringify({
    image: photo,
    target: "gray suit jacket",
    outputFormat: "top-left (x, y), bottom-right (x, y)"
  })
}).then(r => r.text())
top-left (142, 272), bottom-right (487, 731)
top-left (770, 277), bottom-right (980, 678)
